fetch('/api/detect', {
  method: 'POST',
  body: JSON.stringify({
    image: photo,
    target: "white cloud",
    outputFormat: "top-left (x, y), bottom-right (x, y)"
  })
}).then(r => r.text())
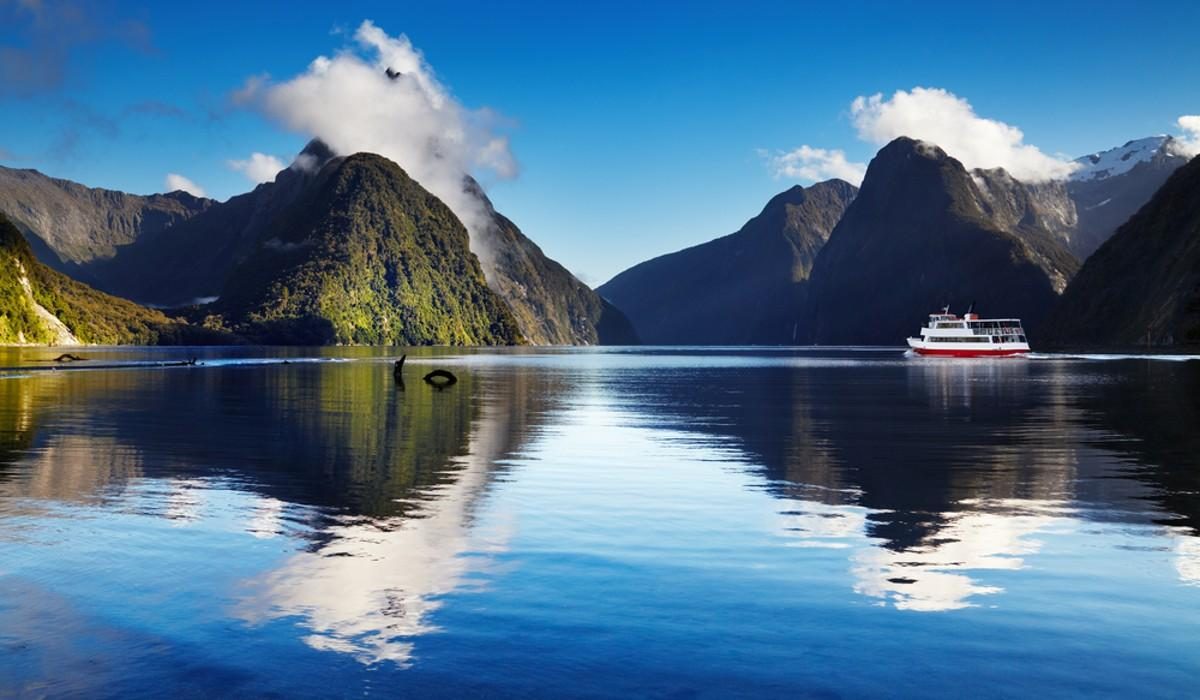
top-left (763, 145), bottom-right (866, 186)
top-left (1169, 115), bottom-right (1200, 157)
top-left (164, 173), bottom-right (206, 197)
top-left (227, 152), bottom-right (286, 184)
top-left (230, 73), bottom-right (268, 106)
top-left (849, 87), bottom-right (1077, 181)
top-left (239, 20), bottom-right (517, 266)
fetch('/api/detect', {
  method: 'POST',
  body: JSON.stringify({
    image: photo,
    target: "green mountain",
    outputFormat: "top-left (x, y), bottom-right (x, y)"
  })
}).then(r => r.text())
top-left (806, 137), bottom-right (1078, 345)
top-left (0, 212), bottom-right (210, 345)
top-left (1042, 154), bottom-right (1200, 347)
top-left (598, 180), bottom-right (856, 344)
top-left (205, 152), bottom-right (525, 345)
top-left (2, 141), bottom-right (631, 346)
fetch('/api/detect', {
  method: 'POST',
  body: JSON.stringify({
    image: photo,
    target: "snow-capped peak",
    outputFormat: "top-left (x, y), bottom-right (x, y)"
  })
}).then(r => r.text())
top-left (1070, 136), bottom-right (1172, 182)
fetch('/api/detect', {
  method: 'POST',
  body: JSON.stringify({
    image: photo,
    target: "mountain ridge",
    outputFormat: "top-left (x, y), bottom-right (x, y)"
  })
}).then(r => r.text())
top-left (805, 137), bottom-right (1078, 344)
top-left (1042, 154), bottom-right (1200, 346)
top-left (598, 179), bottom-right (857, 344)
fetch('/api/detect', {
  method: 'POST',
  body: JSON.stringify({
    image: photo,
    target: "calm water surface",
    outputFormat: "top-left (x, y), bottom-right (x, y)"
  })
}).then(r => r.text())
top-left (0, 346), bottom-right (1198, 698)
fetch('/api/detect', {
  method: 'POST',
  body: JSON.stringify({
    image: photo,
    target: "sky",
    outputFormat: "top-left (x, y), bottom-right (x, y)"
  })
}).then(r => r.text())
top-left (1, 0), bottom-right (1198, 285)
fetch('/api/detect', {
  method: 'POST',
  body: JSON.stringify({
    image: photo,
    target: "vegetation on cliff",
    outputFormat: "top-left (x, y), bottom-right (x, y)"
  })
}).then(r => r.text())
top-left (0, 212), bottom-right (216, 345)
top-left (208, 153), bottom-right (524, 346)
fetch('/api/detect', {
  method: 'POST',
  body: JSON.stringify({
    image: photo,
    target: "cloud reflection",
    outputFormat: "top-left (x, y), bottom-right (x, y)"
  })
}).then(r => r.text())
top-left (236, 392), bottom-right (516, 666)
top-left (851, 506), bottom-right (1065, 611)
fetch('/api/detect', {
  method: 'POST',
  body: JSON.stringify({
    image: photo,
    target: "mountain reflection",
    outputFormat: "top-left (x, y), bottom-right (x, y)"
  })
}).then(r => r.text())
top-left (0, 358), bottom-right (563, 665)
top-left (236, 386), bottom-right (524, 665)
top-left (0, 362), bottom-right (537, 519)
top-left (235, 365), bottom-right (562, 664)
top-left (608, 352), bottom-right (1200, 609)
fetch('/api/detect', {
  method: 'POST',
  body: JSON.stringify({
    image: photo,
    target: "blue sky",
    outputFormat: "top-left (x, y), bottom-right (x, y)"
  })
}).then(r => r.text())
top-left (1, 0), bottom-right (1198, 284)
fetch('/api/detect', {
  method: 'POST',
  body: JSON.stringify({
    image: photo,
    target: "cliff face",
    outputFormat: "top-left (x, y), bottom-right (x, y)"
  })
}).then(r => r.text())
top-left (598, 180), bottom-right (857, 344)
top-left (1043, 155), bottom-right (1200, 347)
top-left (805, 138), bottom-right (1078, 345)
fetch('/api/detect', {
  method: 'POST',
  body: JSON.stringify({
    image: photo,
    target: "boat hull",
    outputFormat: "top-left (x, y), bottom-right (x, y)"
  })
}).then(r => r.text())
top-left (911, 346), bottom-right (1029, 358)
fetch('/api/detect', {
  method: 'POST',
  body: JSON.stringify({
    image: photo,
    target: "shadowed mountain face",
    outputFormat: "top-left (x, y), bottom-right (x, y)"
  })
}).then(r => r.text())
top-left (209, 153), bottom-right (524, 346)
top-left (93, 140), bottom-right (336, 306)
top-left (598, 180), bottom-right (857, 344)
top-left (805, 138), bottom-right (1078, 345)
top-left (0, 165), bottom-right (212, 290)
top-left (468, 179), bottom-right (638, 345)
top-left (1043, 154), bottom-right (1200, 347)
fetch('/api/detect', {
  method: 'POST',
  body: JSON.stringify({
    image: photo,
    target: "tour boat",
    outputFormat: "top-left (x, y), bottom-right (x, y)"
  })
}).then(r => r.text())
top-left (906, 307), bottom-right (1030, 357)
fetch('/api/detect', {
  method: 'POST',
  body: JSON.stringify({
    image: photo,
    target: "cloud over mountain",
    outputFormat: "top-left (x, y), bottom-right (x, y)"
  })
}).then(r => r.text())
top-left (236, 20), bottom-right (516, 244)
top-left (227, 152), bottom-right (286, 184)
top-left (164, 173), bottom-right (206, 197)
top-left (849, 87), bottom-right (1077, 181)
top-left (763, 146), bottom-right (866, 185)
top-left (1170, 115), bottom-right (1200, 157)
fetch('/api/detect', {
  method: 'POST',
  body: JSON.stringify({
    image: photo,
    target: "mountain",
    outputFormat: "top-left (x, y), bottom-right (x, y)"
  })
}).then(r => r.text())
top-left (204, 152), bottom-right (524, 345)
top-left (468, 180), bottom-right (638, 345)
top-left (597, 180), bottom-right (857, 344)
top-left (1042, 154), bottom-right (1200, 347)
top-left (806, 137), bottom-right (1079, 345)
top-left (0, 212), bottom-right (214, 345)
top-left (2, 140), bottom-right (630, 346)
top-left (88, 140), bottom-right (334, 306)
top-left (1065, 136), bottom-right (1191, 258)
top-left (0, 164), bottom-right (212, 289)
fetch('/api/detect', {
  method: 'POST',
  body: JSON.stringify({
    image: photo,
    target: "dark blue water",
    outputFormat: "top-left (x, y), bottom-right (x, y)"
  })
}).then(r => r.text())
top-left (1, 347), bottom-right (1198, 698)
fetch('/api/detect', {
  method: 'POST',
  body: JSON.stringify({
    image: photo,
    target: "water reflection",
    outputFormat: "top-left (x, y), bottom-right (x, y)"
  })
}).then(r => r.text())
top-left (237, 371), bottom-right (549, 665)
top-left (0, 349), bottom-right (1198, 695)
top-left (851, 503), bottom-right (1068, 611)
top-left (608, 353), bottom-right (1200, 608)
top-left (0, 358), bottom-right (564, 670)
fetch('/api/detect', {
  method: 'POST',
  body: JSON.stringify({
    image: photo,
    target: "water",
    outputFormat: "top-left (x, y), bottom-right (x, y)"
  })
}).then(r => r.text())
top-left (1, 346), bottom-right (1198, 698)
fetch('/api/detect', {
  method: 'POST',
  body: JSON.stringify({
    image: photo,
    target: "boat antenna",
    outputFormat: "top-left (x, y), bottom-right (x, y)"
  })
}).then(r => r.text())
top-left (966, 300), bottom-right (975, 314)
top-left (941, 303), bottom-right (950, 314)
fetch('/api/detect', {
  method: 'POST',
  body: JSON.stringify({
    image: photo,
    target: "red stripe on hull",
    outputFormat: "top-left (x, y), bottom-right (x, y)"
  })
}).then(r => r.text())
top-left (913, 347), bottom-right (1029, 357)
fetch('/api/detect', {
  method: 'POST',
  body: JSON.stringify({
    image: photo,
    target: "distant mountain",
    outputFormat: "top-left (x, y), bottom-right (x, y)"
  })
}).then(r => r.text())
top-left (1065, 136), bottom-right (1190, 258)
top-left (206, 152), bottom-right (524, 345)
top-left (806, 137), bottom-right (1078, 345)
top-left (598, 180), bottom-right (856, 344)
top-left (1042, 154), bottom-right (1200, 347)
top-left (0, 164), bottom-right (212, 290)
top-left (0, 212), bottom-right (216, 345)
top-left (468, 180), bottom-right (637, 345)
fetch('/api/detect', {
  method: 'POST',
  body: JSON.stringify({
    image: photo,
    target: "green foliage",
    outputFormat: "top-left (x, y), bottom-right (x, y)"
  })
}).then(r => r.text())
top-left (0, 212), bottom-right (226, 345)
top-left (215, 154), bottom-right (525, 346)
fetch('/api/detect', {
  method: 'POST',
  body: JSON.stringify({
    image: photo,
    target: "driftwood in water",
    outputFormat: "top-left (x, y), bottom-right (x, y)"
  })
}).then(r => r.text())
top-left (422, 369), bottom-right (457, 390)
top-left (52, 353), bottom-right (88, 363)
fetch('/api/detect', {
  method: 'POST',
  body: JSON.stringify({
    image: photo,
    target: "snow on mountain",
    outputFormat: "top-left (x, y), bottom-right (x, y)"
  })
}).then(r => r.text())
top-left (1070, 136), bottom-right (1172, 182)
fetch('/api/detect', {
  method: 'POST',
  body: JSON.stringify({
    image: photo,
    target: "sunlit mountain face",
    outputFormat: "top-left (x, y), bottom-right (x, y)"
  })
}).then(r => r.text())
top-left (0, 347), bottom-right (1197, 695)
